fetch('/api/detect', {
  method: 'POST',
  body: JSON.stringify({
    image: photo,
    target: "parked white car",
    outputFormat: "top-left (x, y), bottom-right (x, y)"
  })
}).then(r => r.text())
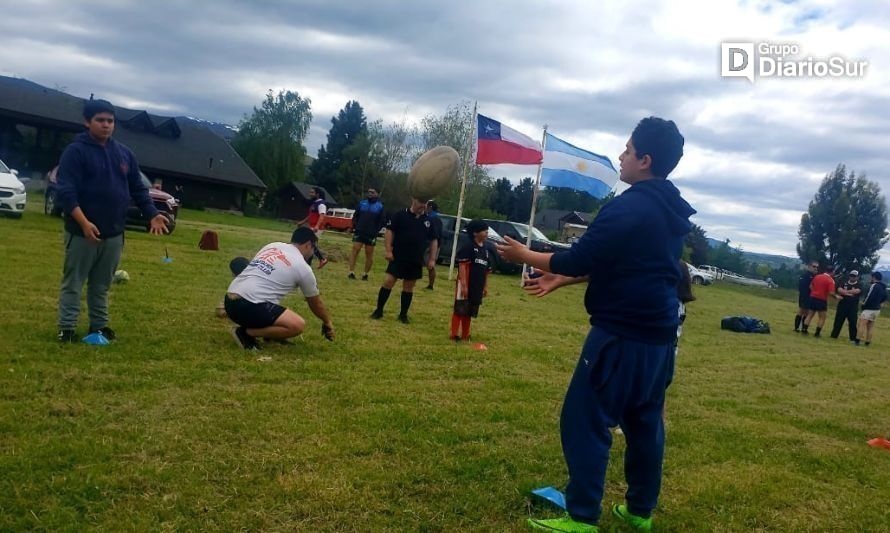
top-left (0, 159), bottom-right (26, 218)
top-left (687, 264), bottom-right (714, 285)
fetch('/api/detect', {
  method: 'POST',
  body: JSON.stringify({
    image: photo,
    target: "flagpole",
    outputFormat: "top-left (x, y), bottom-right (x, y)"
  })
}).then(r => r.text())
top-left (521, 125), bottom-right (548, 286)
top-left (449, 100), bottom-right (478, 281)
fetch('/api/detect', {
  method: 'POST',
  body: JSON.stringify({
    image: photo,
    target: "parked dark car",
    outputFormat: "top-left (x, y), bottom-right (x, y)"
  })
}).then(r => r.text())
top-left (44, 166), bottom-right (179, 233)
top-left (482, 219), bottom-right (570, 254)
top-left (435, 214), bottom-right (522, 275)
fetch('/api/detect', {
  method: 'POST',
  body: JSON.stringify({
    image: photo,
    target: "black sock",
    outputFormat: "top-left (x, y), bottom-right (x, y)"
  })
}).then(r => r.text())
top-left (376, 287), bottom-right (392, 311)
top-left (802, 324), bottom-right (809, 332)
top-left (794, 315), bottom-right (802, 330)
top-left (815, 327), bottom-right (822, 335)
top-left (400, 291), bottom-right (413, 317)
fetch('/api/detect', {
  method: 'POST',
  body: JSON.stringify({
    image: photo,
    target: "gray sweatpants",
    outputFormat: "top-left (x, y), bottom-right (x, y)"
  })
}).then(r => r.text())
top-left (57, 231), bottom-right (124, 330)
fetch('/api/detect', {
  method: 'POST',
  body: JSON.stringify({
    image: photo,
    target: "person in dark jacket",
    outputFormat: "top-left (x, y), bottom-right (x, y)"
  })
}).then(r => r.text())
top-left (830, 270), bottom-right (862, 341)
top-left (347, 188), bottom-right (385, 280)
top-left (501, 117), bottom-right (693, 532)
top-left (55, 99), bottom-right (169, 343)
top-left (855, 272), bottom-right (888, 347)
top-left (795, 260), bottom-right (818, 332)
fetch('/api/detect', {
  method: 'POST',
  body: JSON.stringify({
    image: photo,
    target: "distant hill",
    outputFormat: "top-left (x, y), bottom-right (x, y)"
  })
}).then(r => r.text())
top-left (705, 237), bottom-right (799, 269)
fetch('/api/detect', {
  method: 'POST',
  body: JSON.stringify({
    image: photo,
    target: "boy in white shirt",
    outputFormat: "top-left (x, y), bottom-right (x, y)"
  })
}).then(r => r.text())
top-left (225, 227), bottom-right (335, 350)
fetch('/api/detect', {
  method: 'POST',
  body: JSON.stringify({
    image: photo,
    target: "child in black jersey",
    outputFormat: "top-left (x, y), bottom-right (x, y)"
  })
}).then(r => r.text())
top-left (451, 220), bottom-right (492, 341)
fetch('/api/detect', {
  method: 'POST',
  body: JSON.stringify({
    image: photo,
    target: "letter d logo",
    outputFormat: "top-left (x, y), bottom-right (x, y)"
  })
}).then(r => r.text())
top-left (721, 42), bottom-right (755, 82)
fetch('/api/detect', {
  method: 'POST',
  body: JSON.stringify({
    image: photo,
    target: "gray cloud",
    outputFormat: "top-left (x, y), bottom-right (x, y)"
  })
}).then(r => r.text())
top-left (1, 0), bottom-right (888, 260)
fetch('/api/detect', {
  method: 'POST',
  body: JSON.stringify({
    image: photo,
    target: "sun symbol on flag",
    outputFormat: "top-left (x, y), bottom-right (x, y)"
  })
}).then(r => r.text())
top-left (575, 161), bottom-right (588, 172)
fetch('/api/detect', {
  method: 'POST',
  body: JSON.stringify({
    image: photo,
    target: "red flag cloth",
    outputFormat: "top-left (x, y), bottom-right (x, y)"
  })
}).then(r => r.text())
top-left (476, 114), bottom-right (542, 165)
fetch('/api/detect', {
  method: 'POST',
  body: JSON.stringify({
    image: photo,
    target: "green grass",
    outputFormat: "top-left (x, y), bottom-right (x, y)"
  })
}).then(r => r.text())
top-left (2, 201), bottom-right (890, 531)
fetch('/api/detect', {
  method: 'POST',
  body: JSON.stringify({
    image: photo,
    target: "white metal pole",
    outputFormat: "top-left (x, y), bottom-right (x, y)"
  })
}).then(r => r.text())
top-left (520, 126), bottom-right (548, 286)
top-left (448, 101), bottom-right (478, 281)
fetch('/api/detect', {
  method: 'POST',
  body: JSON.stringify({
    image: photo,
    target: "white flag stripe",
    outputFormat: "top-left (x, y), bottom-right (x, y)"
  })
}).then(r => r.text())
top-left (543, 150), bottom-right (619, 184)
top-left (499, 123), bottom-right (542, 151)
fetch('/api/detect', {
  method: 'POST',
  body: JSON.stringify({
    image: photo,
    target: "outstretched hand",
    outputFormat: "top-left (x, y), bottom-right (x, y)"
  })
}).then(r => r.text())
top-left (523, 269), bottom-right (572, 297)
top-left (495, 236), bottom-right (528, 263)
top-left (149, 214), bottom-right (170, 235)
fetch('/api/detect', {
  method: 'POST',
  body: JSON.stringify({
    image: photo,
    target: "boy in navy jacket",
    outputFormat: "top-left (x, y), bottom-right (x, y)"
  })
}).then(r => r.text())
top-left (55, 99), bottom-right (169, 342)
top-left (499, 117), bottom-right (693, 532)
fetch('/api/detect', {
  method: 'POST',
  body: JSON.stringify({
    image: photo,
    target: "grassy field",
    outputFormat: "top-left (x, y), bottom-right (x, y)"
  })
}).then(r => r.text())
top-left (2, 201), bottom-right (890, 531)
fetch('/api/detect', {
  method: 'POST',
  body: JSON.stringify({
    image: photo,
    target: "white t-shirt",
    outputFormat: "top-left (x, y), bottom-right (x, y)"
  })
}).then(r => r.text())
top-left (227, 242), bottom-right (319, 304)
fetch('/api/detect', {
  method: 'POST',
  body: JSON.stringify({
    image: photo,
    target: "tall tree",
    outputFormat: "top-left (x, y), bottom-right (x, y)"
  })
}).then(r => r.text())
top-left (797, 164), bottom-right (889, 272)
top-left (488, 177), bottom-right (515, 217)
top-left (310, 100), bottom-right (368, 198)
top-left (510, 177), bottom-right (535, 222)
top-left (685, 223), bottom-right (710, 266)
top-left (369, 119), bottom-right (415, 202)
top-left (232, 89), bottom-right (312, 212)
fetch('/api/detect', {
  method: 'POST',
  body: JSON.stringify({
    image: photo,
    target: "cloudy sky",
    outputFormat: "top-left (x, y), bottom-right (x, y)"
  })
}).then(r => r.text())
top-left (2, 0), bottom-right (888, 262)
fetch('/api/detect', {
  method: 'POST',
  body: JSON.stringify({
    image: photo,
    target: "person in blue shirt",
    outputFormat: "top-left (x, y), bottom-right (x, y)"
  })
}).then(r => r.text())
top-left (347, 188), bottom-right (385, 280)
top-left (55, 99), bottom-right (169, 343)
top-left (499, 117), bottom-right (693, 532)
top-left (854, 271), bottom-right (888, 347)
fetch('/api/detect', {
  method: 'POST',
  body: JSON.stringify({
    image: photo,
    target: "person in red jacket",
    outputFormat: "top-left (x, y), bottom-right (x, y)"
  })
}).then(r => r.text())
top-left (802, 265), bottom-right (840, 336)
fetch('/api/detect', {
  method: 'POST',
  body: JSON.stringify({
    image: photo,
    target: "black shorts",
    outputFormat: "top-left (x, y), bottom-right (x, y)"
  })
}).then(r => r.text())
top-left (386, 260), bottom-right (423, 281)
top-left (809, 297), bottom-right (828, 312)
top-left (224, 295), bottom-right (286, 328)
top-left (453, 300), bottom-right (481, 318)
top-left (353, 232), bottom-right (377, 246)
top-left (798, 294), bottom-right (810, 309)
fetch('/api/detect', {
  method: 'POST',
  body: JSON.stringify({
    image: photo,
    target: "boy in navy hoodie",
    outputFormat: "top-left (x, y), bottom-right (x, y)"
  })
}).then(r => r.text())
top-left (499, 117), bottom-right (693, 532)
top-left (55, 99), bottom-right (169, 343)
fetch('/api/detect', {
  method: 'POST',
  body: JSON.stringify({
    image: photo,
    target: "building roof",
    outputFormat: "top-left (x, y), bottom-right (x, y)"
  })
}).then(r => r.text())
top-left (535, 209), bottom-right (590, 230)
top-left (0, 75), bottom-right (265, 190)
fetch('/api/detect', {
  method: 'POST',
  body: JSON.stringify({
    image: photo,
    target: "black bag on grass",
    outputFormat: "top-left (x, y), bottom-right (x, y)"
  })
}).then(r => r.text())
top-left (721, 316), bottom-right (771, 334)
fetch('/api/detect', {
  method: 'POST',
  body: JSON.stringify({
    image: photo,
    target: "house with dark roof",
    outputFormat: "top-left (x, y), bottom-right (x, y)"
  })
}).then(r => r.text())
top-left (0, 75), bottom-right (265, 211)
top-left (278, 182), bottom-right (339, 221)
top-left (534, 209), bottom-right (591, 233)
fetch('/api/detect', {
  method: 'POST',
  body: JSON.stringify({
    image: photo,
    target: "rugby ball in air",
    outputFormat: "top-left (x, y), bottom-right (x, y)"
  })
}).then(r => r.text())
top-left (407, 146), bottom-right (459, 201)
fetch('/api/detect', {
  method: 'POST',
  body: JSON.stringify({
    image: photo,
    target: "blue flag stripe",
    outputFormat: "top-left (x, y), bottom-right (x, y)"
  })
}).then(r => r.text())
top-left (545, 133), bottom-right (616, 171)
top-left (540, 168), bottom-right (613, 199)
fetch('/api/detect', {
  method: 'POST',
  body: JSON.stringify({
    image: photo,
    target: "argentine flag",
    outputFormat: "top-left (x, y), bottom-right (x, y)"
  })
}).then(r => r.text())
top-left (541, 133), bottom-right (618, 199)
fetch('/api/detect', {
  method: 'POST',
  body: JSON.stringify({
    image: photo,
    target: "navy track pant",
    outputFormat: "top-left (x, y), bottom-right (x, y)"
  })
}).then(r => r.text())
top-left (561, 327), bottom-right (676, 524)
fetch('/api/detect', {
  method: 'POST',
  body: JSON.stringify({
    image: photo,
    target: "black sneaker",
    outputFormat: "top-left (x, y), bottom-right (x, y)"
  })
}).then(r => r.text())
top-left (398, 314), bottom-right (410, 324)
top-left (57, 329), bottom-right (77, 343)
top-left (361, 274), bottom-right (369, 281)
top-left (89, 327), bottom-right (116, 341)
top-left (231, 327), bottom-right (260, 350)
top-left (348, 272), bottom-right (356, 280)
top-left (425, 285), bottom-right (434, 290)
top-left (370, 309), bottom-right (383, 320)
top-left (452, 335), bottom-right (461, 342)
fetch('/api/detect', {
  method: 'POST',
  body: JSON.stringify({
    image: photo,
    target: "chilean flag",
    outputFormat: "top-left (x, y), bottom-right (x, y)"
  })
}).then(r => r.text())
top-left (476, 114), bottom-right (543, 165)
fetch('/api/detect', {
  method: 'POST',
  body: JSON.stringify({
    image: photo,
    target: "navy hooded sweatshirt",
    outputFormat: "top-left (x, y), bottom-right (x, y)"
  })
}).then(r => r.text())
top-left (56, 132), bottom-right (158, 238)
top-left (549, 178), bottom-right (695, 344)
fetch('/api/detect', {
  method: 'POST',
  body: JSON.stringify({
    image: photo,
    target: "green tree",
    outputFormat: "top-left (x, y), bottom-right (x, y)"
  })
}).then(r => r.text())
top-left (488, 177), bottom-right (514, 218)
top-left (232, 89), bottom-right (312, 213)
top-left (797, 164), bottom-right (889, 272)
top-left (685, 223), bottom-right (710, 267)
top-left (710, 239), bottom-right (747, 273)
top-left (510, 177), bottom-right (535, 222)
top-left (310, 100), bottom-right (368, 199)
